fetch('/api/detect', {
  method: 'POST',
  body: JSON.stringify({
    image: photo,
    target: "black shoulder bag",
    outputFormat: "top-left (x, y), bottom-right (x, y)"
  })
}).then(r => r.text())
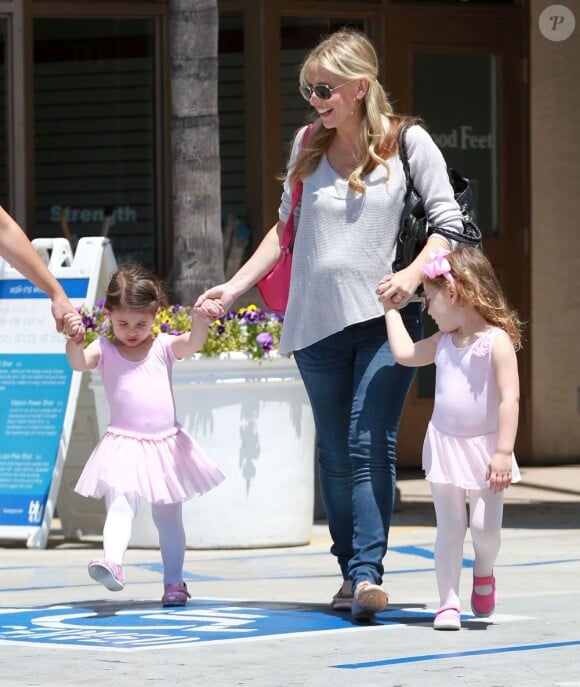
top-left (392, 123), bottom-right (482, 273)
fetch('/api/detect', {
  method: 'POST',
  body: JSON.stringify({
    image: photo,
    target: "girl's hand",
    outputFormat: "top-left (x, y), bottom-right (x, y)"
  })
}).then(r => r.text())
top-left (382, 298), bottom-right (399, 313)
top-left (63, 312), bottom-right (85, 345)
top-left (486, 452), bottom-right (513, 493)
top-left (173, 299), bottom-right (224, 359)
top-left (193, 298), bottom-right (223, 323)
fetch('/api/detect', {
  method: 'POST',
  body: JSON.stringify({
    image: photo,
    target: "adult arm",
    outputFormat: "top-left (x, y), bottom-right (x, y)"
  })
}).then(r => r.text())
top-left (0, 206), bottom-right (77, 333)
top-left (378, 233), bottom-right (452, 306)
top-left (195, 220), bottom-right (286, 312)
top-left (195, 126), bottom-right (309, 312)
top-left (377, 125), bottom-right (464, 306)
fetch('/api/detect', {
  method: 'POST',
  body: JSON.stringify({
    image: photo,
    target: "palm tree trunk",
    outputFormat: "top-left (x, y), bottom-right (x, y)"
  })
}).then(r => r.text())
top-left (167, 0), bottom-right (223, 304)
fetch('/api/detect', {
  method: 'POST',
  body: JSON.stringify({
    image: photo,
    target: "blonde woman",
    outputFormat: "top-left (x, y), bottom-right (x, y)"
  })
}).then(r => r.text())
top-left (196, 28), bottom-right (463, 621)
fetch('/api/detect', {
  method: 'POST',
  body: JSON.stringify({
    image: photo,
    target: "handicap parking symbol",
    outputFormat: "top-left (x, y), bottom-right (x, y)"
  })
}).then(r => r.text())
top-left (0, 599), bottom-right (424, 650)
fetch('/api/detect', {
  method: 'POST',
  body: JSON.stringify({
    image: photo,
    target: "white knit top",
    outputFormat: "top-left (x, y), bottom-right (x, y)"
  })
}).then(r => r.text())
top-left (278, 124), bottom-right (463, 355)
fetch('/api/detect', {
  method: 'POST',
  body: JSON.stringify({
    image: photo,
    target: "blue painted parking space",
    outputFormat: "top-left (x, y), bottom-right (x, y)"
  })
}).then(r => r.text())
top-left (0, 600), bottom-right (438, 650)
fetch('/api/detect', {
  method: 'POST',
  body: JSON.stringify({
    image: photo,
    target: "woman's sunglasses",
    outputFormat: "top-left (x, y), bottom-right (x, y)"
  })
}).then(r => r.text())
top-left (299, 82), bottom-right (350, 102)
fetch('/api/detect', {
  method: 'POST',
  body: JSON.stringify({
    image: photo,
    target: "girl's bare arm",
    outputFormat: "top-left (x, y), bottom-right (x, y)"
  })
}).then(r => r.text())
top-left (171, 302), bottom-right (222, 360)
top-left (384, 309), bottom-right (440, 367)
top-left (487, 332), bottom-right (520, 492)
top-left (65, 338), bottom-right (100, 371)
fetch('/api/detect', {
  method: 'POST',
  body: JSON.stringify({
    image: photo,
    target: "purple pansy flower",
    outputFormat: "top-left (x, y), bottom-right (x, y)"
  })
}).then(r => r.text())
top-left (256, 332), bottom-right (274, 352)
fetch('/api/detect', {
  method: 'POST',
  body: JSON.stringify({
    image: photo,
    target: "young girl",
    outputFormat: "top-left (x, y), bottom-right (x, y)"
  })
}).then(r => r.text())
top-left (63, 263), bottom-right (225, 606)
top-left (381, 245), bottom-right (522, 631)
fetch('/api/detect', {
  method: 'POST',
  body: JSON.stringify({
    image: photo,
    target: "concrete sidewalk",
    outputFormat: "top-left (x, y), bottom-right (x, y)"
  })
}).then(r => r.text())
top-left (0, 464), bottom-right (579, 687)
top-left (395, 463), bottom-right (580, 528)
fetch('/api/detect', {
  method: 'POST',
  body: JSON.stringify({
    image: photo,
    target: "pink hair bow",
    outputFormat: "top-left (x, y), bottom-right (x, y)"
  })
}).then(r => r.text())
top-left (422, 248), bottom-right (454, 283)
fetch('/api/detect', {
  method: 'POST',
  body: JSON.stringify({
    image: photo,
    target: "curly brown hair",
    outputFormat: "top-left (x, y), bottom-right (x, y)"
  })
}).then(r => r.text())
top-left (105, 262), bottom-right (167, 315)
top-left (423, 245), bottom-right (523, 350)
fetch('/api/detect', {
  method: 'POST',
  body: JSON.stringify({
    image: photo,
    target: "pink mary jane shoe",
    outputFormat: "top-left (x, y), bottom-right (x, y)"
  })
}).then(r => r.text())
top-left (471, 574), bottom-right (496, 617)
top-left (162, 582), bottom-right (191, 607)
top-left (88, 558), bottom-right (125, 592)
top-left (433, 605), bottom-right (461, 631)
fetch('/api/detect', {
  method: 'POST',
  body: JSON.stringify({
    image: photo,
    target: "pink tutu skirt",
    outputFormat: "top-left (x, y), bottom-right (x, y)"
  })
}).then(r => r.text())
top-left (75, 424), bottom-right (225, 504)
top-left (422, 422), bottom-right (521, 490)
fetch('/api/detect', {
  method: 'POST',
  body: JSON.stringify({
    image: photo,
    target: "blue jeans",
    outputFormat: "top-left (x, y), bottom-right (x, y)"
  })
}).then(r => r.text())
top-left (293, 307), bottom-right (423, 590)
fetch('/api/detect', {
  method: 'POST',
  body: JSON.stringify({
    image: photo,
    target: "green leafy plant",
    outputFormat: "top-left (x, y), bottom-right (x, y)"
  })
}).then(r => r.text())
top-left (78, 301), bottom-right (283, 361)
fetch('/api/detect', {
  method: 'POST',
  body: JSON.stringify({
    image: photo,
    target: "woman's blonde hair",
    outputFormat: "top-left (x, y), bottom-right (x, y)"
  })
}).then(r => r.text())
top-left (423, 245), bottom-right (523, 350)
top-left (288, 28), bottom-right (417, 193)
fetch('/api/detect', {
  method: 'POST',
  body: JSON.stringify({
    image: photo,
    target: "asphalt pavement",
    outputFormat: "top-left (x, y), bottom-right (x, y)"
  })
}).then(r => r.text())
top-left (0, 464), bottom-right (579, 687)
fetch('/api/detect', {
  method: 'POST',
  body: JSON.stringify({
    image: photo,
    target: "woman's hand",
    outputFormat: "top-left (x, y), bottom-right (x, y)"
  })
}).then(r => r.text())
top-left (376, 266), bottom-right (421, 308)
top-left (377, 235), bottom-right (452, 307)
top-left (194, 221), bottom-right (285, 314)
top-left (194, 283), bottom-right (237, 313)
top-left (51, 294), bottom-right (78, 334)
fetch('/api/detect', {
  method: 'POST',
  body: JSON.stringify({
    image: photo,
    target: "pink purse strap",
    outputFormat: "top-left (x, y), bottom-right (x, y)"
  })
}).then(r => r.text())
top-left (280, 124), bottom-right (313, 250)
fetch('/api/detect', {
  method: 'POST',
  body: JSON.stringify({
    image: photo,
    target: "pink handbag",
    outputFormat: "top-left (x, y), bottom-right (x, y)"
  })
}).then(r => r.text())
top-left (257, 126), bottom-right (311, 313)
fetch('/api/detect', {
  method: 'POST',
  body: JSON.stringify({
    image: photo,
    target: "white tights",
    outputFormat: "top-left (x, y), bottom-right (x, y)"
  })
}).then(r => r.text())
top-left (103, 491), bottom-right (186, 585)
top-left (429, 482), bottom-right (504, 609)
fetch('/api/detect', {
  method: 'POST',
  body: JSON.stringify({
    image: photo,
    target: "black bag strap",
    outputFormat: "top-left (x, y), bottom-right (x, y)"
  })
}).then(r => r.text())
top-left (431, 220), bottom-right (482, 247)
top-left (397, 123), bottom-right (417, 196)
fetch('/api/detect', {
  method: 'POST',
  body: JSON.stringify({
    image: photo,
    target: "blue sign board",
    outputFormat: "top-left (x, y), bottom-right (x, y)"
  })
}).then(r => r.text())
top-left (1, 236), bottom-right (116, 547)
top-left (0, 279), bottom-right (88, 530)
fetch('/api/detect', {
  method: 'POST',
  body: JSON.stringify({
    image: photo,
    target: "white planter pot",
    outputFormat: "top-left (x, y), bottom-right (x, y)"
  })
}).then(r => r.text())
top-left (90, 354), bottom-right (315, 549)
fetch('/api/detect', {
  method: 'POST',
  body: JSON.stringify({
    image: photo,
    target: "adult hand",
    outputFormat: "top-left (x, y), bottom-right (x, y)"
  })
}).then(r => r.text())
top-left (376, 267), bottom-right (421, 308)
top-left (194, 283), bottom-right (237, 313)
top-left (51, 293), bottom-right (77, 333)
